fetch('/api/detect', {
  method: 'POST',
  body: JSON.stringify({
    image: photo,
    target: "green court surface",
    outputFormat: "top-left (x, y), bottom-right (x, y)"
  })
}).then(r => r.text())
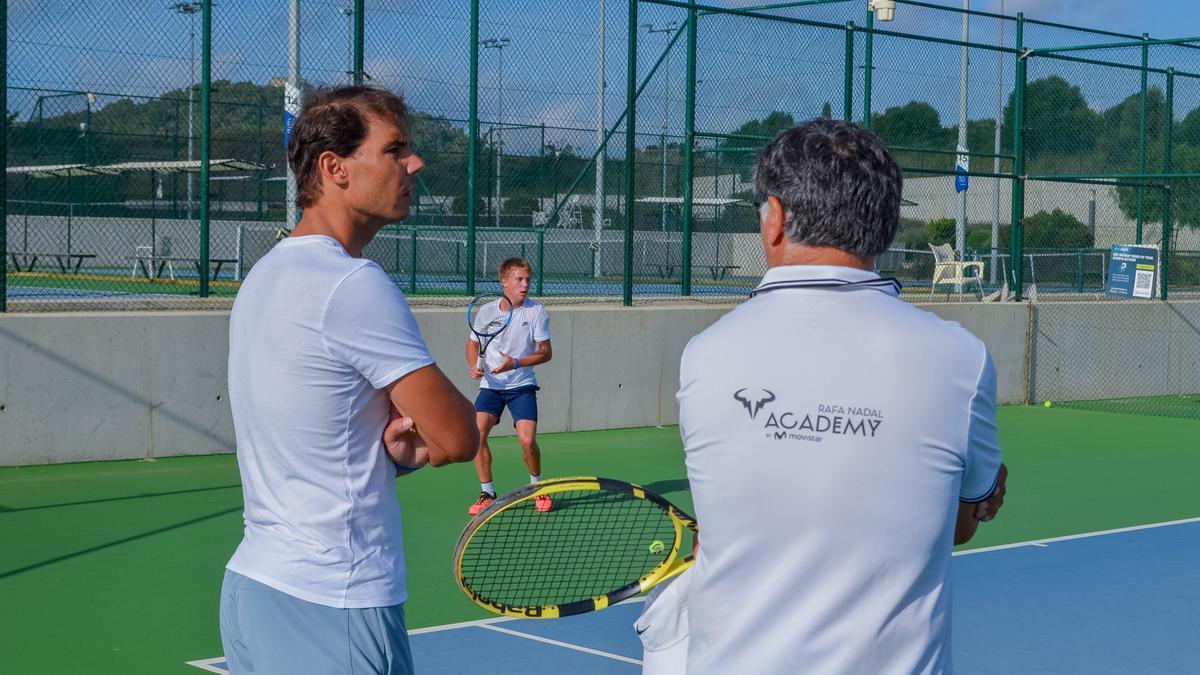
top-left (2, 408), bottom-right (1198, 673)
top-left (1057, 394), bottom-right (1200, 419)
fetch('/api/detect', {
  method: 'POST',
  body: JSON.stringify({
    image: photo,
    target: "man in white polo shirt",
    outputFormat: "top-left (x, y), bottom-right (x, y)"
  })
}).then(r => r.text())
top-left (465, 257), bottom-right (553, 514)
top-left (660, 119), bottom-right (1008, 674)
top-left (220, 86), bottom-right (479, 674)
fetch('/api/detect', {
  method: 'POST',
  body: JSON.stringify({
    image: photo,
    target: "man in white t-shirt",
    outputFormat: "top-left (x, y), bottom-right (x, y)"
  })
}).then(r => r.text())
top-left (650, 119), bottom-right (1008, 674)
top-left (465, 257), bottom-right (553, 514)
top-left (220, 86), bottom-right (479, 674)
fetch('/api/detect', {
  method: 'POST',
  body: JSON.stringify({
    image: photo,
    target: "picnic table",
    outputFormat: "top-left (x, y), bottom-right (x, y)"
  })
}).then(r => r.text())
top-left (7, 251), bottom-right (97, 274)
top-left (649, 263), bottom-right (742, 280)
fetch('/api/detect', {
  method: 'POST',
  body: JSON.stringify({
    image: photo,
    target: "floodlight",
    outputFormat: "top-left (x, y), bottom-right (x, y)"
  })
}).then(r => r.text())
top-left (868, 0), bottom-right (896, 21)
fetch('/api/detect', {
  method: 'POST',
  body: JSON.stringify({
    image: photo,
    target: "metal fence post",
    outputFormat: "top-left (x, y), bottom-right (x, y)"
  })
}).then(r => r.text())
top-left (623, 0), bottom-right (639, 306)
top-left (1161, 68), bottom-right (1174, 301)
top-left (844, 22), bottom-right (855, 122)
top-left (466, 0), bottom-right (480, 295)
top-left (536, 227), bottom-right (545, 296)
top-left (681, 2), bottom-right (698, 296)
top-left (0, 0), bottom-right (7, 312)
top-left (198, 0), bottom-right (212, 297)
top-left (1010, 13), bottom-right (1027, 301)
top-left (863, 11), bottom-right (873, 129)
top-left (409, 227), bottom-right (418, 295)
top-left (1136, 33), bottom-right (1149, 244)
top-left (353, 0), bottom-right (365, 85)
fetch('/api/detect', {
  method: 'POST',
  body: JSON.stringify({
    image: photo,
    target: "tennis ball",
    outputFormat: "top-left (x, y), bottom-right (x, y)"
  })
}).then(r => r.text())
top-left (648, 540), bottom-right (665, 554)
top-left (1043, 401), bottom-right (1054, 408)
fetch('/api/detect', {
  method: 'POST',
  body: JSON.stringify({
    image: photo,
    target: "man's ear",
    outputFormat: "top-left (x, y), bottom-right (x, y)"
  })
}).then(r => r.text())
top-left (317, 150), bottom-right (349, 191)
top-left (761, 195), bottom-right (786, 248)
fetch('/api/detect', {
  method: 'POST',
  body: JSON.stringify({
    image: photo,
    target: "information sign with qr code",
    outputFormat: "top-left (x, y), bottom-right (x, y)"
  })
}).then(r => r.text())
top-left (1105, 245), bottom-right (1159, 299)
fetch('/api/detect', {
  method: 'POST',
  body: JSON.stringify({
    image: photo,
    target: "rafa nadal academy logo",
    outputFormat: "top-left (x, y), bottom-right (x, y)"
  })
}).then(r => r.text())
top-left (733, 388), bottom-right (776, 420)
top-left (734, 388), bottom-right (886, 444)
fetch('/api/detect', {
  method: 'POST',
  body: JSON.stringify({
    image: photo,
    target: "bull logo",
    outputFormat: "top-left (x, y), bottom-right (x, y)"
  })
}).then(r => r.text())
top-left (733, 388), bottom-right (776, 420)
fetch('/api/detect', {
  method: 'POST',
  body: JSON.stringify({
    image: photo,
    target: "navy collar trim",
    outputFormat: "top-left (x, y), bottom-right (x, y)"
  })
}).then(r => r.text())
top-left (750, 276), bottom-right (902, 298)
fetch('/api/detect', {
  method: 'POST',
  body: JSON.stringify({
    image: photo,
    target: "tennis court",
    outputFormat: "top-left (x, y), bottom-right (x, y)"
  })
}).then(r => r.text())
top-left (2, 407), bottom-right (1197, 673)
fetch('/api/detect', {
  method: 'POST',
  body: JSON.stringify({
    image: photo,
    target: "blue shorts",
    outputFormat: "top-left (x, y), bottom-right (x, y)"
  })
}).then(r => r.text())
top-left (475, 385), bottom-right (539, 424)
top-left (219, 569), bottom-right (414, 675)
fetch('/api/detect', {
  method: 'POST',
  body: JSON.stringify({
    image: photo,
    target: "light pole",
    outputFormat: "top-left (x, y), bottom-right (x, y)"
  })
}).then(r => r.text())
top-left (339, 4), bottom-right (354, 85)
top-left (286, 0), bottom-right (301, 232)
top-left (955, 0), bottom-right (970, 261)
top-left (169, 2), bottom-right (201, 220)
top-left (990, 0), bottom-right (1004, 285)
top-left (481, 37), bottom-right (510, 229)
top-left (645, 22), bottom-right (677, 232)
top-left (594, 0), bottom-right (606, 277)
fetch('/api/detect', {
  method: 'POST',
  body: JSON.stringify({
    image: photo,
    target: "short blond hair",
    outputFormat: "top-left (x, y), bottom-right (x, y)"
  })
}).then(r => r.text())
top-left (499, 257), bottom-right (532, 279)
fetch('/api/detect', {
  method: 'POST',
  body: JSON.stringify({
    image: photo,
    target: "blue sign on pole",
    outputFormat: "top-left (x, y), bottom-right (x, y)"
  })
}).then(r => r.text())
top-left (283, 82), bottom-right (301, 149)
top-left (1105, 244), bottom-right (1159, 299)
top-left (955, 167), bottom-right (969, 193)
top-left (954, 147), bottom-right (969, 193)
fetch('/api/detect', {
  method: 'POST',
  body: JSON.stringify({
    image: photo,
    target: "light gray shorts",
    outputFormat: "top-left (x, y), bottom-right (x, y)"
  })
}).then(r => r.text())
top-left (219, 569), bottom-right (414, 675)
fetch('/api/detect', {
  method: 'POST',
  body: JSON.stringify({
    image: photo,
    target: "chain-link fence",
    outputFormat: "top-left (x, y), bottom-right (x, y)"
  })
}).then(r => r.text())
top-left (3, 1), bottom-right (1200, 413)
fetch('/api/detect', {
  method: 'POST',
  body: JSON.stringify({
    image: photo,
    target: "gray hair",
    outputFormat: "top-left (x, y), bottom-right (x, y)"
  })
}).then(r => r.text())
top-left (753, 119), bottom-right (902, 258)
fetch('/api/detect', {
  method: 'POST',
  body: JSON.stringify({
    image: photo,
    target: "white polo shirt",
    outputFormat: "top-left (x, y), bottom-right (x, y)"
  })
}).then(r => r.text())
top-left (226, 235), bottom-right (435, 609)
top-left (468, 298), bottom-right (550, 390)
top-left (678, 265), bottom-right (1001, 674)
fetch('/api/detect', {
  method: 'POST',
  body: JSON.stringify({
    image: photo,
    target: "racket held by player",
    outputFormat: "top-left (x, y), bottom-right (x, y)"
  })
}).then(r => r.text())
top-left (467, 293), bottom-right (514, 372)
top-left (453, 476), bottom-right (697, 618)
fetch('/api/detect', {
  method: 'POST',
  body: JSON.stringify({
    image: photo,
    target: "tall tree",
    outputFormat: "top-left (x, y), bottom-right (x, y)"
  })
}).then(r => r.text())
top-left (1002, 76), bottom-right (1099, 172)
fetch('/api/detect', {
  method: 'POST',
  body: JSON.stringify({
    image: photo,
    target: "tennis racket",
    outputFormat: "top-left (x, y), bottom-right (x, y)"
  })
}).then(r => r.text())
top-left (453, 476), bottom-right (697, 618)
top-left (467, 293), bottom-right (514, 372)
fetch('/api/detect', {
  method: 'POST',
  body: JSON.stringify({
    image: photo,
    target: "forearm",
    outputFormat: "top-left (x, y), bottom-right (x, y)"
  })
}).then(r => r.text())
top-left (954, 503), bottom-right (981, 545)
top-left (515, 342), bottom-right (551, 368)
top-left (466, 341), bottom-right (480, 367)
top-left (515, 352), bottom-right (550, 367)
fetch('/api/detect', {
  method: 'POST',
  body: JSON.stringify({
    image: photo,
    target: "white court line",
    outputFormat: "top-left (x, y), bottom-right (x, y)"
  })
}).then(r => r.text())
top-left (183, 657), bottom-right (227, 673)
top-left (952, 516), bottom-right (1200, 556)
top-left (479, 624), bottom-right (643, 665)
top-left (407, 614), bottom-right (516, 635)
top-left (407, 596), bottom-right (644, 635)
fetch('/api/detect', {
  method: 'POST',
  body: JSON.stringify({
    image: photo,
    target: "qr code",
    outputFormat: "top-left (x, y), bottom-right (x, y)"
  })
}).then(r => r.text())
top-left (1133, 270), bottom-right (1154, 298)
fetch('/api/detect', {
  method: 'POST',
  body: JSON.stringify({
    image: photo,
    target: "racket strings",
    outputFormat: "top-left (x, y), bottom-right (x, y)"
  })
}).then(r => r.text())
top-left (459, 489), bottom-right (678, 607)
top-left (469, 295), bottom-right (511, 339)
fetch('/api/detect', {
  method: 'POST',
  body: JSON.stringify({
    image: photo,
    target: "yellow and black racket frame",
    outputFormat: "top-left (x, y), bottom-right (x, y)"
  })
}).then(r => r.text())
top-left (453, 476), bottom-right (697, 619)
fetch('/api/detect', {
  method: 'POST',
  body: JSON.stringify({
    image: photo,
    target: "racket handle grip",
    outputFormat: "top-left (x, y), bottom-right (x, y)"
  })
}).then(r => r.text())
top-left (476, 355), bottom-right (485, 371)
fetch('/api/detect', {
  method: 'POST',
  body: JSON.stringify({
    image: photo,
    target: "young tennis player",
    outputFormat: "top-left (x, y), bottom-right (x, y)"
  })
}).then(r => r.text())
top-left (465, 258), bottom-right (553, 515)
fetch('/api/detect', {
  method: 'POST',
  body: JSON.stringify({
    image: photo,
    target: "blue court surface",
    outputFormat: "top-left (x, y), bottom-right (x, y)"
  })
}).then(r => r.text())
top-left (187, 518), bottom-right (1200, 674)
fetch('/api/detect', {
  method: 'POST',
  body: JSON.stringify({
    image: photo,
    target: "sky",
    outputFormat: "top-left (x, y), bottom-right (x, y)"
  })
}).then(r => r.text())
top-left (998, 0), bottom-right (1195, 37)
top-left (7, 0), bottom-right (1200, 154)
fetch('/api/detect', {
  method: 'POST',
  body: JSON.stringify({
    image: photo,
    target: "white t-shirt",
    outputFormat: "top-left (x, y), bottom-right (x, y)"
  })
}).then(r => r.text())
top-left (468, 298), bottom-right (550, 390)
top-left (226, 235), bottom-right (435, 609)
top-left (678, 265), bottom-right (1002, 674)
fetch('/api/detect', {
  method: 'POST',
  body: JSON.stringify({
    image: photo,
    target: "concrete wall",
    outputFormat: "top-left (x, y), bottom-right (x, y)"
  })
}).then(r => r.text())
top-left (0, 305), bottom-right (729, 466)
top-left (0, 312), bottom-right (235, 466)
top-left (4, 300), bottom-right (1195, 466)
top-left (1030, 302), bottom-right (1200, 403)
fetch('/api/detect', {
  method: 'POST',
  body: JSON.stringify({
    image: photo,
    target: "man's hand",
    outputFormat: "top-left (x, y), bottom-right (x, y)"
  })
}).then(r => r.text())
top-left (490, 352), bottom-right (515, 375)
top-left (382, 407), bottom-right (428, 475)
top-left (469, 364), bottom-right (485, 380)
top-left (386, 364), bottom-right (478, 466)
top-left (975, 463), bottom-right (1008, 522)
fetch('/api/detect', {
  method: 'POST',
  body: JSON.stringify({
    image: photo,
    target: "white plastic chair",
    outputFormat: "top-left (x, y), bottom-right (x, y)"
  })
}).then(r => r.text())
top-left (928, 243), bottom-right (984, 299)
